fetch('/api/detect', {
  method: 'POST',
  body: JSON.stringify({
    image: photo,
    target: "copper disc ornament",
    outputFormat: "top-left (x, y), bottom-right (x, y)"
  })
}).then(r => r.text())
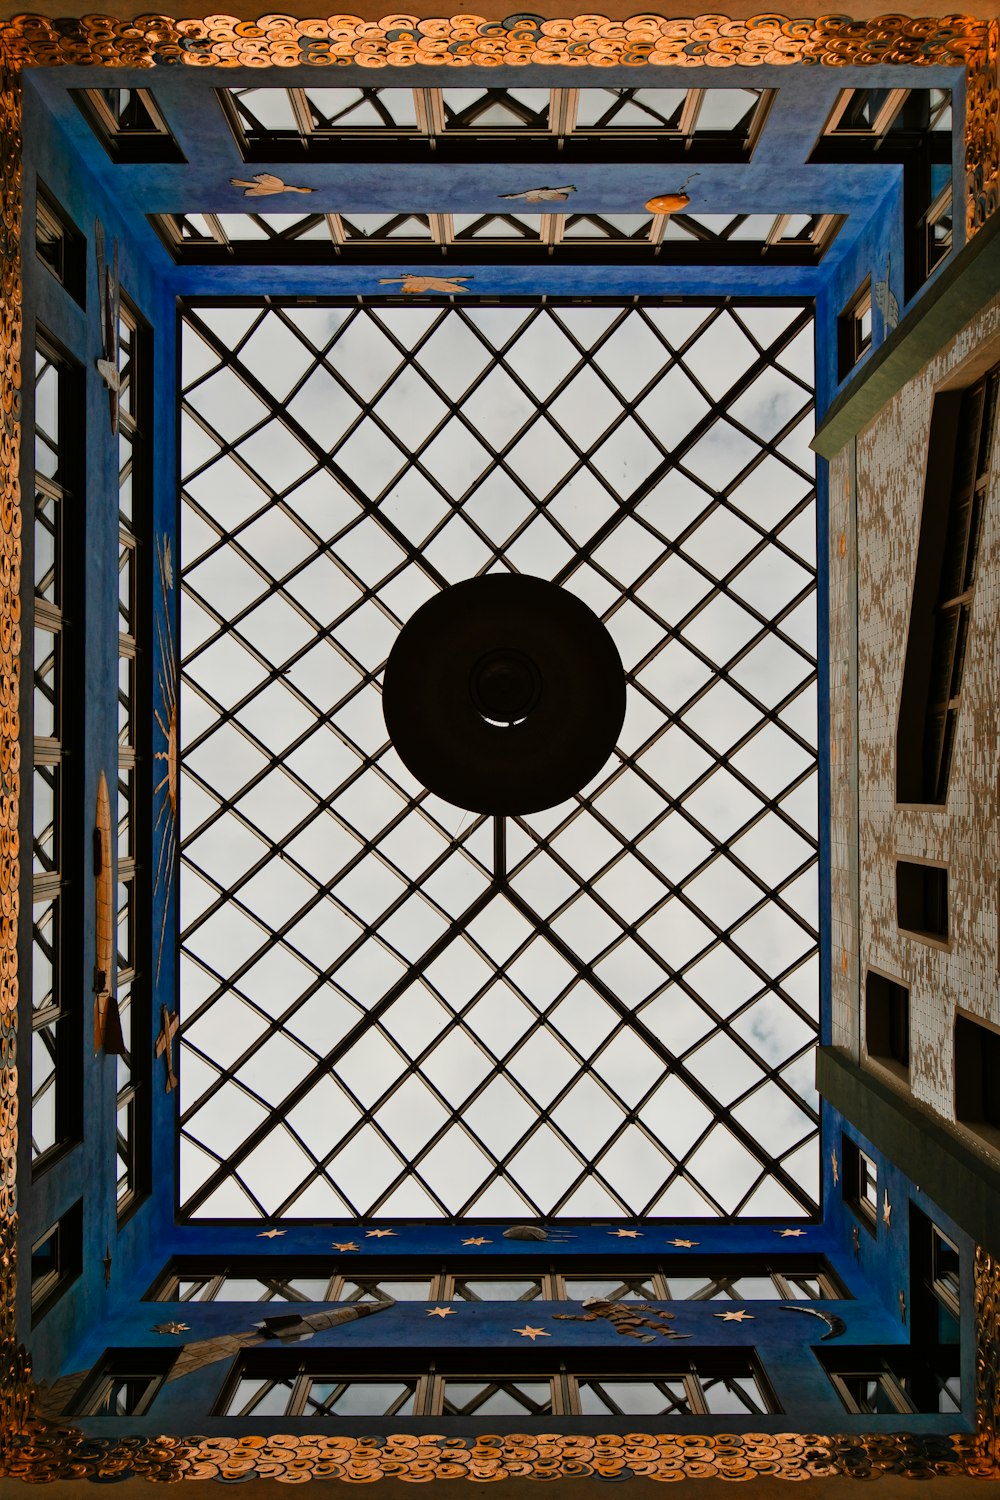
top-left (382, 575), bottom-right (626, 815)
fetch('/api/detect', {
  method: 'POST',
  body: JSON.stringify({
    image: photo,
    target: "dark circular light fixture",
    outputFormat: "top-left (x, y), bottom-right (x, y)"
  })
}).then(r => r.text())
top-left (382, 574), bottom-right (626, 815)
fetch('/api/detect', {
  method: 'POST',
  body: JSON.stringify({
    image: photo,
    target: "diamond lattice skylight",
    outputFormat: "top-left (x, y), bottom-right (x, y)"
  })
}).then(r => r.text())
top-left (177, 299), bottom-right (819, 1221)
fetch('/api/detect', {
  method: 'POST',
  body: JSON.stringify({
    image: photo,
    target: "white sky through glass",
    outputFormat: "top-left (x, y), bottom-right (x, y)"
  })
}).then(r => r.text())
top-left (177, 300), bottom-right (819, 1222)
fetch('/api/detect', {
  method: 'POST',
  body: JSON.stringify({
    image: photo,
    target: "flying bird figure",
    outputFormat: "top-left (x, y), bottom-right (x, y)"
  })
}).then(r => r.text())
top-left (498, 185), bottom-right (577, 204)
top-left (378, 274), bottom-right (474, 295)
top-left (95, 218), bottom-right (120, 434)
top-left (231, 173), bottom-right (315, 198)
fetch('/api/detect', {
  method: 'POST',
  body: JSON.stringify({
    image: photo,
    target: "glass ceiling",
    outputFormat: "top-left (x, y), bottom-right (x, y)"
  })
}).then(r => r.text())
top-left (177, 299), bottom-right (819, 1222)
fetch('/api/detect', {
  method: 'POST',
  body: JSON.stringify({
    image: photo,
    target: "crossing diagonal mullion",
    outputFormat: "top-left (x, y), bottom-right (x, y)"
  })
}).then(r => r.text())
top-left (181, 882), bottom-right (502, 1215)
top-left (183, 309), bottom-right (450, 589)
top-left (501, 885), bottom-right (817, 1216)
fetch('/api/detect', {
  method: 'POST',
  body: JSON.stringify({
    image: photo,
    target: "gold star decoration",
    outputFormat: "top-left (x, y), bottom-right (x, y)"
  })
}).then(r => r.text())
top-left (462, 1237), bottom-right (492, 1246)
top-left (152, 1321), bottom-right (189, 1335)
top-left (882, 1194), bottom-right (892, 1228)
top-left (513, 1324), bottom-right (550, 1341)
top-left (366, 1229), bottom-right (397, 1239)
top-left (257, 1228), bottom-right (285, 1239)
top-left (831, 1150), bottom-right (839, 1185)
top-left (775, 1228), bottom-right (807, 1238)
top-left (332, 1242), bottom-right (360, 1252)
top-left (713, 1309), bottom-right (754, 1322)
top-left (609, 1229), bottom-right (642, 1238)
top-left (427, 1306), bottom-right (456, 1318)
top-left (666, 1238), bottom-right (699, 1248)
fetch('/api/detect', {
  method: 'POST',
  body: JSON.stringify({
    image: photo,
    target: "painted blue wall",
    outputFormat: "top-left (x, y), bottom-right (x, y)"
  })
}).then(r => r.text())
top-left (16, 54), bottom-right (976, 1439)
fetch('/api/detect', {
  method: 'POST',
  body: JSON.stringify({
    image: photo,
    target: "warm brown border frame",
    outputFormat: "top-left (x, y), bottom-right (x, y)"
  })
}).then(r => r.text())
top-left (0, 12), bottom-right (998, 1483)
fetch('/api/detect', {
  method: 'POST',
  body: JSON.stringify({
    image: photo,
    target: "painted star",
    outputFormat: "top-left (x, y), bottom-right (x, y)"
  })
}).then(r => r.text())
top-left (882, 1195), bottom-right (892, 1228)
top-left (332, 1242), bottom-right (360, 1252)
top-left (427, 1306), bottom-right (456, 1318)
top-left (831, 1150), bottom-right (839, 1185)
top-left (257, 1228), bottom-right (285, 1239)
top-left (462, 1237), bottom-right (492, 1246)
top-left (609, 1229), bottom-right (642, 1238)
top-left (366, 1229), bottom-right (397, 1239)
top-left (775, 1228), bottom-right (807, 1238)
top-left (513, 1324), bottom-right (550, 1341)
top-left (666, 1238), bottom-right (699, 1248)
top-left (152, 1321), bottom-right (189, 1335)
top-left (713, 1309), bottom-right (754, 1322)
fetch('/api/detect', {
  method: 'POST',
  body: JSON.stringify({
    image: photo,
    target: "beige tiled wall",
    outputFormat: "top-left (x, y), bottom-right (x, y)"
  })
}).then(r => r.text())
top-left (828, 292), bottom-right (1000, 1122)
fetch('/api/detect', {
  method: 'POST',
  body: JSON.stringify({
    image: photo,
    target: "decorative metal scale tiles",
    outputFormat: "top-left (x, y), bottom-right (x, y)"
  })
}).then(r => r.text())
top-left (177, 299), bottom-right (819, 1222)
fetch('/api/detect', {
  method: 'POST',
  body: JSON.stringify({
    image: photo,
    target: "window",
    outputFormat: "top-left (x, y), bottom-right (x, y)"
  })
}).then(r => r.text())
top-left (823, 1350), bottom-right (960, 1415)
top-left (217, 1352), bottom-right (775, 1416)
top-left (824, 88), bottom-right (910, 137)
top-left (151, 209), bottom-right (841, 264)
top-left (115, 298), bottom-right (152, 1219)
top-left (896, 860), bottom-right (948, 943)
top-left (818, 87), bottom-right (951, 145)
top-left (930, 1226), bottom-right (960, 1319)
top-left (32, 335), bottom-right (83, 1167)
top-left (176, 298), bottom-right (819, 1225)
top-left (71, 88), bottom-right (183, 163)
top-left (30, 1201), bottom-right (82, 1322)
top-left (897, 363), bottom-right (999, 803)
top-left (842, 1138), bottom-right (878, 1229)
top-left (70, 1351), bottom-right (174, 1416)
top-left (219, 86), bottom-right (773, 163)
top-left (954, 1013), bottom-right (1000, 1147)
top-left (34, 183), bottom-right (85, 304)
top-left (576, 1360), bottom-right (773, 1416)
top-left (864, 971), bottom-right (910, 1076)
top-left (837, 278), bottom-right (872, 380)
top-left (148, 1258), bottom-right (845, 1302)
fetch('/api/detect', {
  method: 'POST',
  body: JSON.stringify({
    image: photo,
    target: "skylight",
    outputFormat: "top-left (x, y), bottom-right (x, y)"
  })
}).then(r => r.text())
top-left (177, 299), bottom-right (819, 1221)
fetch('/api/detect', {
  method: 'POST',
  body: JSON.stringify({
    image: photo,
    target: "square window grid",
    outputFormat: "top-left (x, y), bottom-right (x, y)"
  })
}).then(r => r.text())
top-left (177, 298), bottom-right (820, 1224)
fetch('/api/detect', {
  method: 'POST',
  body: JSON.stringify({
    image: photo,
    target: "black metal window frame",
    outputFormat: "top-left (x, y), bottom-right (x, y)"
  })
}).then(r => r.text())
top-left (115, 295), bottom-right (153, 1221)
top-left (31, 330), bottom-right (83, 1170)
top-left (70, 87), bottom-right (185, 164)
top-left (177, 294), bottom-right (820, 1225)
top-left (69, 1348), bottom-right (176, 1417)
top-left (842, 1137), bottom-right (879, 1234)
top-left (151, 209), bottom-right (842, 267)
top-left (821, 1347), bottom-right (961, 1417)
top-left (896, 361), bottom-right (999, 805)
top-left (30, 1198), bottom-right (82, 1324)
top-left (34, 180), bottom-right (86, 306)
top-left (146, 1255), bottom-right (848, 1303)
top-left (217, 85), bottom-right (775, 166)
top-left (215, 1346), bottom-right (777, 1418)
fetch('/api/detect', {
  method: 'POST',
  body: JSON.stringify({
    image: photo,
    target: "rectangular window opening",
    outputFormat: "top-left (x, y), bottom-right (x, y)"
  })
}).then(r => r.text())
top-left (35, 183), bottom-right (86, 305)
top-left (865, 971), bottom-right (911, 1077)
top-left (30, 1200), bottom-right (82, 1323)
top-left (896, 363), bottom-right (999, 804)
top-left (837, 277), bottom-right (872, 380)
top-left (896, 860), bottom-right (948, 943)
top-left (954, 1013), bottom-right (1000, 1148)
top-left (842, 1137), bottom-right (879, 1232)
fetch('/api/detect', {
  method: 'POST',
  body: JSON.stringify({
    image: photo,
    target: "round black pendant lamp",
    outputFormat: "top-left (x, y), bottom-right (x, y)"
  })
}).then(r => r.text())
top-left (382, 574), bottom-right (626, 815)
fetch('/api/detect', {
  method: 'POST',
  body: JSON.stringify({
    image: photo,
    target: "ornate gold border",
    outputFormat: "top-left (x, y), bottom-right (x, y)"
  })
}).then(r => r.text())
top-left (1, 1424), bottom-right (997, 1483)
top-left (0, 40), bottom-right (28, 1472)
top-left (0, 12), bottom-right (996, 236)
top-left (1, 11), bottom-right (999, 1485)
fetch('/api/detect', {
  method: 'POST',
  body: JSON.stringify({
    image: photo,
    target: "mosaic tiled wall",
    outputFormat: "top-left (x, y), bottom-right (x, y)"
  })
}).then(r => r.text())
top-left (828, 293), bottom-right (1000, 1113)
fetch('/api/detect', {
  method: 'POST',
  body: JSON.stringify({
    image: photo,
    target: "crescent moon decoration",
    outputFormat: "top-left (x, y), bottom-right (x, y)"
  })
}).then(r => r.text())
top-left (152, 534), bottom-right (177, 984)
top-left (778, 1304), bottom-right (846, 1341)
